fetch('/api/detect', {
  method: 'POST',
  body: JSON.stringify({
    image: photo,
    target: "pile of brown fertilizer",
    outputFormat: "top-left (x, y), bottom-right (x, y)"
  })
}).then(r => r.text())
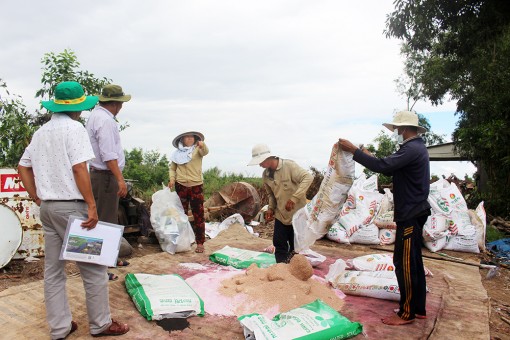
top-left (219, 256), bottom-right (343, 315)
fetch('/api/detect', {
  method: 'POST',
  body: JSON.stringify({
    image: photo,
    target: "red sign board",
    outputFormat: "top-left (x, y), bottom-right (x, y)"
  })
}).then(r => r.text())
top-left (0, 173), bottom-right (26, 193)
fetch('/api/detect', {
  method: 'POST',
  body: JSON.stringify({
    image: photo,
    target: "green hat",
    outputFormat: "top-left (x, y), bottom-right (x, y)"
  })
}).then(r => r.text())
top-left (42, 81), bottom-right (99, 113)
top-left (98, 84), bottom-right (131, 102)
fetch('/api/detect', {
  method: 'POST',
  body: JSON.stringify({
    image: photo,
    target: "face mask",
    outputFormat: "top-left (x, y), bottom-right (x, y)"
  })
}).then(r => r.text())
top-left (393, 127), bottom-right (405, 144)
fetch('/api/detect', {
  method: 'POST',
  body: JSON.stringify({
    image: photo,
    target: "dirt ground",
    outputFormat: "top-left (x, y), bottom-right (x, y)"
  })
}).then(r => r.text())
top-left (1, 223), bottom-right (509, 339)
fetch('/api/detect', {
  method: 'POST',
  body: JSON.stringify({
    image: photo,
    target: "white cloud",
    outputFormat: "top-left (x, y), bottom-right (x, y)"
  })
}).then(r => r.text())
top-left (1, 0), bottom-right (474, 178)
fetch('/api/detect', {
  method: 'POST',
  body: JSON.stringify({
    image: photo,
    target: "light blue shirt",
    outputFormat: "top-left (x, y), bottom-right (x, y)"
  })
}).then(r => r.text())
top-left (86, 106), bottom-right (125, 171)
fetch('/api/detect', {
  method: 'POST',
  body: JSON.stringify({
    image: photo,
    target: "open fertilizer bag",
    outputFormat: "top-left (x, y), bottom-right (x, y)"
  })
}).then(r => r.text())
top-left (239, 299), bottom-right (363, 340)
top-left (293, 142), bottom-right (355, 252)
top-left (206, 213), bottom-right (245, 239)
top-left (150, 187), bottom-right (195, 254)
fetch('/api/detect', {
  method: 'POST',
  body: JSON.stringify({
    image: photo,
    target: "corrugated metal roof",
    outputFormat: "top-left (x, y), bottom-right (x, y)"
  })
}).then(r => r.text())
top-left (427, 142), bottom-right (470, 161)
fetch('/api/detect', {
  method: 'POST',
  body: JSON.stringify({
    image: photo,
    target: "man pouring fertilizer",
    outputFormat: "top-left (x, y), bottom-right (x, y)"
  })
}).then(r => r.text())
top-left (248, 144), bottom-right (312, 263)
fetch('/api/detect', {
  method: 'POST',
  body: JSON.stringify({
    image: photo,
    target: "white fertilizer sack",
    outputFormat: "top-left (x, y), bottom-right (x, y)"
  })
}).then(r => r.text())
top-left (326, 221), bottom-right (350, 244)
top-left (379, 229), bottom-right (396, 245)
top-left (125, 273), bottom-right (204, 320)
top-left (293, 143), bottom-right (355, 251)
top-left (239, 299), bottom-right (363, 340)
top-left (348, 224), bottom-right (380, 245)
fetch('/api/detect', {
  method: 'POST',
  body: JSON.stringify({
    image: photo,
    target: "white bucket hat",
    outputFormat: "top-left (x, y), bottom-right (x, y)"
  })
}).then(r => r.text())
top-left (247, 144), bottom-right (276, 166)
top-left (382, 110), bottom-right (427, 134)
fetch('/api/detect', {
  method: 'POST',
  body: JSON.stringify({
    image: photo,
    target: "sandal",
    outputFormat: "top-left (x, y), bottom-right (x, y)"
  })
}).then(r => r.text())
top-left (56, 321), bottom-right (78, 340)
top-left (117, 260), bottom-right (130, 267)
top-left (91, 320), bottom-right (129, 337)
top-left (108, 273), bottom-right (119, 281)
top-left (263, 245), bottom-right (275, 254)
top-left (195, 244), bottom-right (205, 253)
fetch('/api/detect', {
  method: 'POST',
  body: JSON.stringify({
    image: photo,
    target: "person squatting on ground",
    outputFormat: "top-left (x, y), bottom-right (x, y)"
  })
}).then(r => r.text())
top-left (168, 131), bottom-right (209, 253)
top-left (338, 110), bottom-right (431, 326)
top-left (17, 81), bottom-right (129, 338)
top-left (86, 84), bottom-right (133, 280)
top-left (248, 144), bottom-right (313, 263)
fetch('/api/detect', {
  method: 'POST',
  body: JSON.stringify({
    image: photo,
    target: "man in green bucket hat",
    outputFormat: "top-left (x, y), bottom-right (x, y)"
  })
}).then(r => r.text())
top-left (18, 81), bottom-right (130, 338)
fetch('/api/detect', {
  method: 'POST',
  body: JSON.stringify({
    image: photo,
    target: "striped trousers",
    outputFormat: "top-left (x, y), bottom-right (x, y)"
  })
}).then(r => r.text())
top-left (394, 214), bottom-right (429, 320)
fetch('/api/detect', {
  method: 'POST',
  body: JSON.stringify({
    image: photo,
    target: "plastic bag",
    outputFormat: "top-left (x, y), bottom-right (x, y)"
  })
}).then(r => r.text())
top-left (150, 187), bottom-right (195, 254)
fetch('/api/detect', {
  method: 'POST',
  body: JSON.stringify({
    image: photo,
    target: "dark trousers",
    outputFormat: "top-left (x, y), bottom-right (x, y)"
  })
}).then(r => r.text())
top-left (273, 218), bottom-right (295, 263)
top-left (91, 171), bottom-right (133, 257)
top-left (90, 171), bottom-right (119, 224)
top-left (394, 215), bottom-right (428, 320)
top-left (175, 182), bottom-right (205, 245)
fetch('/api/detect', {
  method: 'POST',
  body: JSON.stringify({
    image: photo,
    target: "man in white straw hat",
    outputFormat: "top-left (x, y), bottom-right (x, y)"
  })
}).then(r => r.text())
top-left (248, 144), bottom-right (312, 263)
top-left (168, 131), bottom-right (209, 253)
top-left (338, 110), bottom-right (431, 326)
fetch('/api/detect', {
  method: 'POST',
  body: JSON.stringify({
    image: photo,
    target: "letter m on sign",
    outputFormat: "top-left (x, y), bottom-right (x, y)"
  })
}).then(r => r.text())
top-left (1, 174), bottom-right (26, 193)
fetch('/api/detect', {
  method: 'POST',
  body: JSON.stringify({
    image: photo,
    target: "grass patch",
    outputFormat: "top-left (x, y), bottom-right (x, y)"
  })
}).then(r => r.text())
top-left (486, 225), bottom-right (507, 243)
top-left (203, 166), bottom-right (262, 199)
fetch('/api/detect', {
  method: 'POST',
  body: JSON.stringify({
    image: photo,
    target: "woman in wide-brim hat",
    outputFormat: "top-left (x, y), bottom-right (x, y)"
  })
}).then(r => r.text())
top-left (168, 131), bottom-right (209, 253)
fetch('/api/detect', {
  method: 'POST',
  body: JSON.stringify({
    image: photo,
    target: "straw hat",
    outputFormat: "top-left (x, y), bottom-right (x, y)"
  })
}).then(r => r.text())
top-left (41, 81), bottom-right (98, 113)
top-left (247, 144), bottom-right (276, 166)
top-left (172, 131), bottom-right (205, 148)
top-left (382, 110), bottom-right (427, 134)
top-left (98, 84), bottom-right (131, 102)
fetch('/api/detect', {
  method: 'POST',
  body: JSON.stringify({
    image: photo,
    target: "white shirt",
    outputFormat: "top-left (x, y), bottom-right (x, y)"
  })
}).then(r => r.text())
top-left (86, 106), bottom-right (125, 171)
top-left (19, 114), bottom-right (95, 200)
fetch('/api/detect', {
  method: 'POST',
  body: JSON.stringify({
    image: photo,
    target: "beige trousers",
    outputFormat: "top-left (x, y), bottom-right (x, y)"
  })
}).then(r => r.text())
top-left (40, 201), bottom-right (112, 339)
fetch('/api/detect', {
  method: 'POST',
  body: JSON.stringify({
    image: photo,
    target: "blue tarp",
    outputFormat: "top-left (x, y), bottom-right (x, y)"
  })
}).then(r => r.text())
top-left (487, 238), bottom-right (510, 265)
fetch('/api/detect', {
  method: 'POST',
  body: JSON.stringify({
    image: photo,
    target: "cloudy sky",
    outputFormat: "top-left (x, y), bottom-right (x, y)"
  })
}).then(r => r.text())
top-left (1, 0), bottom-right (475, 179)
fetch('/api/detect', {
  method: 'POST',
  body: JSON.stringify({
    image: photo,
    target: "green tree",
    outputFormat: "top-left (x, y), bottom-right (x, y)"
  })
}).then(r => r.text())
top-left (34, 49), bottom-right (113, 126)
top-left (386, 0), bottom-right (510, 216)
top-left (0, 79), bottom-right (36, 167)
top-left (1, 50), bottom-right (122, 167)
top-left (123, 148), bottom-right (170, 198)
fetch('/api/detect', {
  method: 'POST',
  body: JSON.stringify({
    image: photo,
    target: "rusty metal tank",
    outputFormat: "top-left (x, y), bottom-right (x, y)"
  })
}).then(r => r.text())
top-left (0, 169), bottom-right (44, 259)
top-left (204, 181), bottom-right (261, 222)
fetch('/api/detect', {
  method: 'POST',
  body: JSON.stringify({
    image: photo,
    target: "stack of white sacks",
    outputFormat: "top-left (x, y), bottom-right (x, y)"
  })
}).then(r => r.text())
top-left (424, 179), bottom-right (485, 253)
top-left (326, 176), bottom-right (486, 253)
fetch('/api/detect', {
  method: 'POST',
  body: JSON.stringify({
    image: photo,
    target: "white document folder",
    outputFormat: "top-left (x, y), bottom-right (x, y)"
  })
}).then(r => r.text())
top-left (60, 215), bottom-right (124, 267)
